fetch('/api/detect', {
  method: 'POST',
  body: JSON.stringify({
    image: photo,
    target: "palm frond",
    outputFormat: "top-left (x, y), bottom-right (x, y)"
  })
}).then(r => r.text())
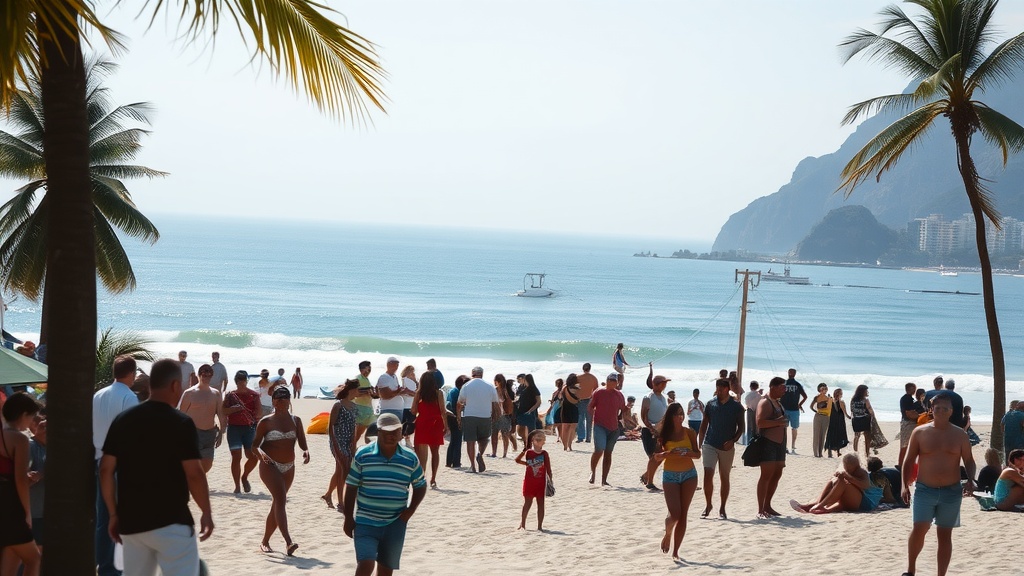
top-left (914, 53), bottom-right (962, 100)
top-left (95, 327), bottom-right (155, 389)
top-left (0, 131), bottom-right (45, 179)
top-left (840, 28), bottom-right (939, 78)
top-left (90, 103), bottom-right (156, 142)
top-left (841, 93), bottom-right (923, 126)
top-left (877, 5), bottom-right (941, 66)
top-left (839, 101), bottom-right (947, 195)
top-left (92, 178), bottom-right (161, 242)
top-left (91, 164), bottom-right (169, 181)
top-left (973, 102), bottom-right (1024, 163)
top-left (970, 32), bottom-right (1024, 90)
top-left (93, 208), bottom-right (137, 293)
top-left (0, 197), bottom-right (48, 300)
top-left (89, 128), bottom-right (153, 164)
top-left (155, 0), bottom-right (387, 123)
top-left (0, 180), bottom-right (46, 237)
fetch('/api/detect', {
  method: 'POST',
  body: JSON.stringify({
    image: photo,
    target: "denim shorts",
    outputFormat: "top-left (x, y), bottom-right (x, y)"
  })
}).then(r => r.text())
top-left (912, 482), bottom-right (962, 528)
top-left (226, 424), bottom-right (256, 451)
top-left (593, 424), bottom-right (619, 452)
top-left (663, 468), bottom-right (698, 484)
top-left (785, 410), bottom-right (801, 429)
top-left (354, 519), bottom-right (408, 569)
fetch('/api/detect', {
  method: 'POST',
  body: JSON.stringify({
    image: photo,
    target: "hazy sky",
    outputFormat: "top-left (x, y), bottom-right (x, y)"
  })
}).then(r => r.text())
top-left (6, 1), bottom-right (1024, 244)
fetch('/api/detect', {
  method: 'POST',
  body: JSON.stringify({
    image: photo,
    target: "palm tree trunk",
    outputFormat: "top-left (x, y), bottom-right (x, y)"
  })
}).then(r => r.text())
top-left (954, 130), bottom-right (1006, 451)
top-left (38, 3), bottom-right (98, 574)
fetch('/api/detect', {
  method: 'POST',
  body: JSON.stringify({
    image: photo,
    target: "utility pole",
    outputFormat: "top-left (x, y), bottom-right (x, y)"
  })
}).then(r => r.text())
top-left (735, 269), bottom-right (760, 394)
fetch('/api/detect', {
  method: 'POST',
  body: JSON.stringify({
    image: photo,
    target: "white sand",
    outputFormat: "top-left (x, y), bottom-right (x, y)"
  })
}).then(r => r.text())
top-left (192, 399), bottom-right (1014, 575)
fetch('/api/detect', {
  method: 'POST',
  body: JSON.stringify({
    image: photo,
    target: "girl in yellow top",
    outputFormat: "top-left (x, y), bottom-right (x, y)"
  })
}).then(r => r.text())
top-left (811, 383), bottom-right (833, 458)
top-left (651, 403), bottom-right (700, 561)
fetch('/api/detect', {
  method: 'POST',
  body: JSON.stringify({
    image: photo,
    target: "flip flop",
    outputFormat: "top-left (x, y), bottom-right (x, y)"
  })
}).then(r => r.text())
top-left (286, 543), bottom-right (299, 557)
top-left (259, 543), bottom-right (273, 553)
top-left (789, 499), bottom-right (805, 513)
top-left (242, 479), bottom-right (252, 493)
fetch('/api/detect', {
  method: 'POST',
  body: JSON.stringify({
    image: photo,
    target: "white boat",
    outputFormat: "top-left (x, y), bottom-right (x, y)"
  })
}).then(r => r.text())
top-left (762, 265), bottom-right (810, 285)
top-left (939, 267), bottom-right (958, 277)
top-left (516, 273), bottom-right (555, 297)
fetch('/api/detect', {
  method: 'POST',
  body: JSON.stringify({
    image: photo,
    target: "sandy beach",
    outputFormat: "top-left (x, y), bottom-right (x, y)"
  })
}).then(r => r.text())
top-left (188, 399), bottom-right (1012, 575)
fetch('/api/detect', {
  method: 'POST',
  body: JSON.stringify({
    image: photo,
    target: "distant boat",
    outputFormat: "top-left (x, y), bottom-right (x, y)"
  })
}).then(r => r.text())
top-left (516, 273), bottom-right (555, 297)
top-left (939, 266), bottom-right (958, 277)
top-left (762, 265), bottom-right (810, 285)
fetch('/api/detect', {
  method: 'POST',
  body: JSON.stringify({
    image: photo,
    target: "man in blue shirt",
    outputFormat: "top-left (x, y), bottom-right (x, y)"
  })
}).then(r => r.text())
top-left (698, 379), bottom-right (745, 519)
top-left (344, 413), bottom-right (427, 575)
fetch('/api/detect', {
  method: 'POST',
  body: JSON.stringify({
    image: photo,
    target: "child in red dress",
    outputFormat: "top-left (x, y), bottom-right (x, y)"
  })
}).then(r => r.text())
top-left (515, 430), bottom-right (553, 530)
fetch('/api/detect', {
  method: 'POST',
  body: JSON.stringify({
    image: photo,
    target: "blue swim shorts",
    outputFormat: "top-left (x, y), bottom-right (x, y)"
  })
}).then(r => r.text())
top-left (226, 424), bottom-right (256, 452)
top-left (912, 482), bottom-right (962, 528)
top-left (354, 519), bottom-right (408, 569)
top-left (663, 468), bottom-right (698, 485)
top-left (785, 410), bottom-right (801, 429)
top-left (593, 424), bottom-right (619, 453)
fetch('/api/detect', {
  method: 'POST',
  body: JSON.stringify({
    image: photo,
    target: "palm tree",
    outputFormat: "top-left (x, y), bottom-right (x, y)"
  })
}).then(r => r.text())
top-left (94, 327), bottom-right (155, 390)
top-left (0, 56), bottom-right (163, 309)
top-left (839, 0), bottom-right (1024, 450)
top-left (0, 4), bottom-right (385, 574)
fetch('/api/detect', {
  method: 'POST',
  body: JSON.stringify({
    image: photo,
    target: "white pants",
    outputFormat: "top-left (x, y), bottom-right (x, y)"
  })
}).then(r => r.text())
top-left (121, 523), bottom-right (199, 576)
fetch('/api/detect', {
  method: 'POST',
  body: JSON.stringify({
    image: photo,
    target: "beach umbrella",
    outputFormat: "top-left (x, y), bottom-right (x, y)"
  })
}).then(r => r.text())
top-left (0, 345), bottom-right (47, 386)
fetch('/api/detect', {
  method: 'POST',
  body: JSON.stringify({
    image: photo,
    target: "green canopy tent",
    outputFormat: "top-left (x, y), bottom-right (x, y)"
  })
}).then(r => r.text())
top-left (0, 345), bottom-right (48, 387)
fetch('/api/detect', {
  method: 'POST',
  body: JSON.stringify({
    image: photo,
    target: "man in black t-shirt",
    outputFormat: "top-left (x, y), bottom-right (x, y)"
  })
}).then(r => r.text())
top-left (898, 382), bottom-right (922, 467)
top-left (780, 368), bottom-right (807, 453)
top-left (101, 359), bottom-right (214, 576)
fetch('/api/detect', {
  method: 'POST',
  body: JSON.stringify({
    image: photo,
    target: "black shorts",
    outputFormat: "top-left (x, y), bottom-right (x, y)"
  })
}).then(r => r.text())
top-left (852, 416), bottom-right (871, 433)
top-left (761, 438), bottom-right (787, 463)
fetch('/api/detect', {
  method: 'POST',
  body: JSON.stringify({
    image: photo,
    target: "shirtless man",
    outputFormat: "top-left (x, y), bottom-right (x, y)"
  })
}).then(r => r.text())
top-left (178, 364), bottom-right (226, 473)
top-left (901, 392), bottom-right (975, 576)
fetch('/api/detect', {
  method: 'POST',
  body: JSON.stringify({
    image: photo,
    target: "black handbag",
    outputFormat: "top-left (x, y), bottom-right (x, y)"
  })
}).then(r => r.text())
top-left (742, 434), bottom-right (766, 467)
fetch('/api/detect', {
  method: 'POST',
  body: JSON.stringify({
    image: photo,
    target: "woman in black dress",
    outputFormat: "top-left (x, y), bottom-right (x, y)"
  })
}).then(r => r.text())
top-left (849, 385), bottom-right (874, 458)
top-left (824, 388), bottom-right (850, 457)
top-left (557, 373), bottom-right (581, 451)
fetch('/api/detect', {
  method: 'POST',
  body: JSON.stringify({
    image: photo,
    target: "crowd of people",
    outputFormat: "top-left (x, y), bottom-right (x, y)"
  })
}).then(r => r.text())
top-left (0, 344), bottom-right (1017, 576)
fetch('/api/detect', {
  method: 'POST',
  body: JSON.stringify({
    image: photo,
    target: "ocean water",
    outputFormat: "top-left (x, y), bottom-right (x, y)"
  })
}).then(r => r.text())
top-left (5, 215), bottom-right (1024, 422)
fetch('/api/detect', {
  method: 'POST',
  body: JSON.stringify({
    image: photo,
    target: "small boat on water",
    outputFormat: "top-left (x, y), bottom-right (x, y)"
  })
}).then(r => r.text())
top-left (516, 273), bottom-right (555, 297)
top-left (762, 265), bottom-right (810, 285)
top-left (939, 266), bottom-right (958, 277)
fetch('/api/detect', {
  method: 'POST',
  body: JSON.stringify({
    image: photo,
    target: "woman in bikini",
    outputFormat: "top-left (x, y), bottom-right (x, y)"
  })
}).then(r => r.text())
top-left (650, 402), bottom-right (700, 560)
top-left (254, 387), bottom-right (309, 556)
top-left (321, 379), bottom-right (359, 510)
top-left (0, 393), bottom-right (41, 576)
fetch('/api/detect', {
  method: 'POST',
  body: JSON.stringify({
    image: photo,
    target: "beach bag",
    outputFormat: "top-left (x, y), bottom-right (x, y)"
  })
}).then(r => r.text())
top-left (306, 412), bottom-right (331, 434)
top-left (545, 400), bottom-right (561, 426)
top-left (741, 434), bottom-right (766, 467)
top-left (545, 475), bottom-right (555, 497)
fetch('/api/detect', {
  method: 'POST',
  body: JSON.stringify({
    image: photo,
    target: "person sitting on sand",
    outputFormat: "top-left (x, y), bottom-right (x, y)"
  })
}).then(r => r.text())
top-left (650, 402), bottom-right (700, 560)
top-left (866, 456), bottom-right (900, 505)
top-left (976, 448), bottom-right (1002, 494)
top-left (253, 387), bottom-right (309, 556)
top-left (994, 449), bottom-right (1024, 512)
top-left (791, 453), bottom-right (882, 514)
top-left (621, 396), bottom-right (639, 432)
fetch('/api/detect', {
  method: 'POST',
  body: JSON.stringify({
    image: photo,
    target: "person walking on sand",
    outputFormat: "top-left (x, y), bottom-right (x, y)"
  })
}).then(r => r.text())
top-left (557, 373), bottom-right (581, 451)
top-left (513, 374), bottom-right (542, 450)
top-left (650, 402), bottom-right (699, 560)
top-left (698, 378), bottom-right (744, 520)
top-left (490, 375), bottom-right (517, 458)
top-left (781, 368), bottom-right (806, 454)
top-left (254, 387), bottom-right (309, 556)
top-left (376, 357), bottom-right (405, 421)
top-left (612, 343), bottom-right (629, 381)
top-left (516, 430), bottom-right (553, 531)
top-left (901, 392), bottom-right (975, 576)
top-left (445, 376), bottom-right (468, 468)
top-left (457, 367), bottom-right (500, 473)
top-left (756, 377), bottom-right (789, 519)
top-left (639, 364), bottom-right (670, 490)
top-left (686, 389), bottom-right (704, 431)
top-left (322, 379), bottom-right (360, 510)
top-left (178, 364), bottom-right (226, 474)
top-left (899, 382), bottom-right (922, 468)
top-left (93, 354), bottom-right (140, 576)
top-left (850, 385), bottom-right (875, 458)
top-left (344, 413), bottom-right (427, 576)
top-left (589, 373), bottom-right (628, 486)
top-left (290, 367), bottom-right (303, 400)
top-left (411, 371), bottom-right (447, 488)
top-left (178, 350), bottom-right (198, 388)
top-left (210, 351), bottom-right (228, 392)
top-left (223, 370), bottom-right (261, 494)
top-left (100, 359), bottom-right (214, 576)
top-left (576, 363), bottom-right (599, 443)
top-left (353, 361), bottom-right (376, 444)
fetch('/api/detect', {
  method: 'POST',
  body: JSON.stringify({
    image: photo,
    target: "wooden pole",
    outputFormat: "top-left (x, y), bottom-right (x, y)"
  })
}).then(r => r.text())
top-left (735, 269), bottom-right (760, 395)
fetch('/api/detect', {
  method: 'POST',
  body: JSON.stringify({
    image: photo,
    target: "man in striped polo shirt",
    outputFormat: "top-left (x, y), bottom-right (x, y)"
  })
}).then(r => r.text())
top-left (344, 413), bottom-right (427, 575)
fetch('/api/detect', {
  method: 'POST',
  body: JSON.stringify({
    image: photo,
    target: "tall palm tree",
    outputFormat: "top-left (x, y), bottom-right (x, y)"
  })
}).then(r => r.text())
top-left (839, 0), bottom-right (1024, 450)
top-left (0, 3), bottom-right (385, 574)
top-left (0, 56), bottom-right (163, 307)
